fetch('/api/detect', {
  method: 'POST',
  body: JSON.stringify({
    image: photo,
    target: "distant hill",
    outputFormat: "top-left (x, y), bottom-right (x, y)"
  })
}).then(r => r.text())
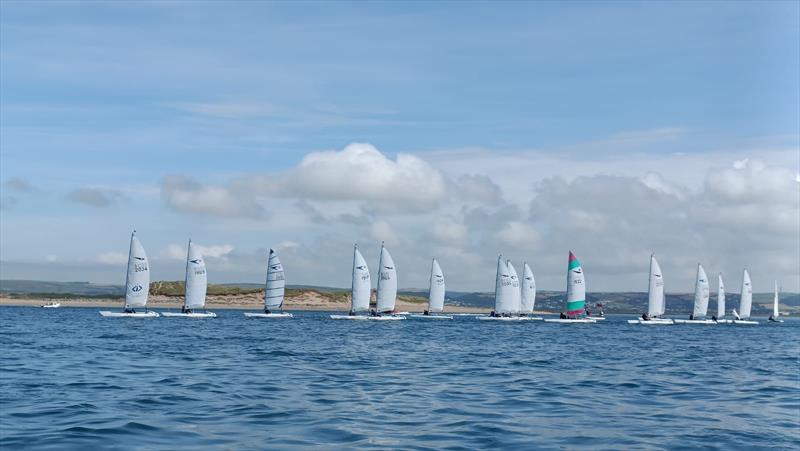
top-left (1, 279), bottom-right (797, 314)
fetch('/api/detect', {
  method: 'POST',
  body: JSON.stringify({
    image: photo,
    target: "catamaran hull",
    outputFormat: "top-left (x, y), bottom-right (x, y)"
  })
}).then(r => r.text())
top-left (477, 316), bottom-right (527, 322)
top-left (627, 318), bottom-right (674, 325)
top-left (768, 319), bottom-right (785, 323)
top-left (543, 318), bottom-right (597, 324)
top-left (99, 311), bottom-right (159, 318)
top-left (243, 312), bottom-right (293, 318)
top-left (408, 314), bottom-right (453, 320)
top-left (673, 319), bottom-right (717, 325)
top-left (161, 312), bottom-right (217, 318)
top-left (41, 304), bottom-right (61, 308)
top-left (715, 319), bottom-right (733, 324)
top-left (732, 320), bottom-right (758, 325)
top-left (366, 316), bottom-right (405, 321)
top-left (330, 315), bottom-right (369, 320)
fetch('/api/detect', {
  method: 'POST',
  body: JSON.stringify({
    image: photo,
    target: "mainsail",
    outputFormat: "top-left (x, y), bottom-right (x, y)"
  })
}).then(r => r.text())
top-left (773, 280), bottom-right (780, 318)
top-left (566, 251), bottom-right (586, 317)
top-left (351, 245), bottom-right (370, 312)
top-left (520, 262), bottom-right (536, 314)
top-left (375, 243), bottom-right (397, 313)
top-left (692, 264), bottom-right (710, 318)
top-left (265, 249), bottom-right (285, 310)
top-left (717, 273), bottom-right (725, 318)
top-left (428, 258), bottom-right (445, 313)
top-left (494, 255), bottom-right (517, 313)
top-left (184, 240), bottom-right (207, 309)
top-left (739, 269), bottom-right (753, 319)
top-left (506, 260), bottom-right (521, 314)
top-left (125, 231), bottom-right (150, 309)
top-left (648, 254), bottom-right (664, 317)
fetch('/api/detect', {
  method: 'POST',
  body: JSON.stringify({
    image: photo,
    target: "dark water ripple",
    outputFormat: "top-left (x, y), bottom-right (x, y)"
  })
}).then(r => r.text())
top-left (1, 307), bottom-right (799, 450)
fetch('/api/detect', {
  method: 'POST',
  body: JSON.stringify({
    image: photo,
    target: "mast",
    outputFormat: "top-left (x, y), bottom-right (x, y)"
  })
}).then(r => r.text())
top-left (184, 239), bottom-right (191, 308)
top-left (350, 244), bottom-right (357, 312)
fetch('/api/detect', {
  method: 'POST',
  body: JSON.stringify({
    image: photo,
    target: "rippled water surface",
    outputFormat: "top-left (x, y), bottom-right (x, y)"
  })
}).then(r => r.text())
top-left (1, 307), bottom-right (798, 450)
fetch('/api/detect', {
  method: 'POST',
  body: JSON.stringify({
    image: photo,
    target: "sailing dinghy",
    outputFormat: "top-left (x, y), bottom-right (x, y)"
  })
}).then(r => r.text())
top-left (674, 264), bottom-right (716, 325)
top-left (409, 259), bottom-right (452, 320)
top-left (732, 269), bottom-right (758, 325)
top-left (544, 251), bottom-right (596, 323)
top-left (714, 274), bottom-right (731, 323)
top-left (99, 230), bottom-right (159, 318)
top-left (244, 249), bottom-right (293, 318)
top-left (628, 254), bottom-right (673, 325)
top-left (163, 240), bottom-right (216, 318)
top-left (769, 281), bottom-right (784, 323)
top-left (478, 256), bottom-right (525, 321)
top-left (519, 262), bottom-right (543, 320)
top-left (367, 242), bottom-right (404, 320)
top-left (331, 245), bottom-right (375, 320)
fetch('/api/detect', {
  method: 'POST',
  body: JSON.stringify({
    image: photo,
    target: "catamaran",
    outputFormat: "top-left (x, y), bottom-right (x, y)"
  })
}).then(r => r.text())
top-left (732, 269), bottom-right (758, 325)
top-left (370, 242), bottom-right (404, 320)
top-left (544, 251), bottom-right (596, 323)
top-left (674, 264), bottom-right (716, 324)
top-left (41, 301), bottom-right (61, 308)
top-left (629, 254), bottom-right (673, 325)
top-left (714, 273), bottom-right (731, 323)
top-left (409, 258), bottom-right (452, 320)
top-left (520, 262), bottom-right (543, 320)
top-left (769, 280), bottom-right (784, 323)
top-left (478, 255), bottom-right (524, 321)
top-left (99, 230), bottom-right (159, 318)
top-left (245, 249), bottom-right (293, 318)
top-left (163, 240), bottom-right (216, 318)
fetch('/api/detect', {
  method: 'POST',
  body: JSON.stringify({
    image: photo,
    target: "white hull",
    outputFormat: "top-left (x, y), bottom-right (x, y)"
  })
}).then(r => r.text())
top-left (330, 314), bottom-right (369, 320)
top-left (715, 319), bottom-right (732, 324)
top-left (477, 316), bottom-right (526, 322)
top-left (543, 318), bottom-right (597, 324)
top-left (41, 303), bottom-right (61, 308)
top-left (732, 320), bottom-right (758, 325)
top-left (99, 311), bottom-right (159, 318)
top-left (243, 312), bottom-right (293, 318)
top-left (673, 319), bottom-right (717, 325)
top-left (161, 311), bottom-right (217, 318)
top-left (627, 318), bottom-right (674, 325)
top-left (393, 311), bottom-right (411, 315)
top-left (450, 313), bottom-right (485, 316)
top-left (768, 319), bottom-right (785, 323)
top-left (366, 315), bottom-right (405, 321)
top-left (408, 314), bottom-right (453, 320)
top-left (586, 316), bottom-right (605, 321)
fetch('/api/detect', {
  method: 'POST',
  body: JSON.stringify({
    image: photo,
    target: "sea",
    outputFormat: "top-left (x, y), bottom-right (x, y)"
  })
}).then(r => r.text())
top-left (1, 307), bottom-right (798, 450)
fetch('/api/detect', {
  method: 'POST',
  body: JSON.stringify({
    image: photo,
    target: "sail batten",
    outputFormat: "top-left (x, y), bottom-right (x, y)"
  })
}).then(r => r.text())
top-left (265, 249), bottom-right (285, 309)
top-left (565, 251), bottom-right (586, 317)
top-left (692, 264), bottom-right (710, 318)
top-left (351, 245), bottom-right (370, 312)
top-left (375, 244), bottom-right (398, 313)
top-left (184, 240), bottom-right (207, 309)
top-left (428, 259), bottom-right (445, 313)
top-left (125, 231), bottom-right (150, 308)
top-left (520, 262), bottom-right (536, 314)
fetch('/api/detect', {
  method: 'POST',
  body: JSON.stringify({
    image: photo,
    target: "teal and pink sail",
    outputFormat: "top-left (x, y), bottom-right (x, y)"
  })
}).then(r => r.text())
top-left (565, 251), bottom-right (586, 317)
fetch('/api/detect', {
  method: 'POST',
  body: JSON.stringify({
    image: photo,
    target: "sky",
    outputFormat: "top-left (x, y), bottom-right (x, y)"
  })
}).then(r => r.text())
top-left (1, 1), bottom-right (798, 293)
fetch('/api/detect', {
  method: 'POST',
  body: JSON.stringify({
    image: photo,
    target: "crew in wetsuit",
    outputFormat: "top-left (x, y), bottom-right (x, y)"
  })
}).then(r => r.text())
top-left (348, 310), bottom-right (355, 316)
top-left (642, 313), bottom-right (650, 321)
top-left (423, 310), bottom-right (430, 316)
top-left (559, 312), bottom-right (567, 319)
top-left (688, 314), bottom-right (694, 320)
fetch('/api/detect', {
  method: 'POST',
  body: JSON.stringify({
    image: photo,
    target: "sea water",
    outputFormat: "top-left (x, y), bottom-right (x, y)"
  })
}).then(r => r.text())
top-left (1, 307), bottom-right (798, 450)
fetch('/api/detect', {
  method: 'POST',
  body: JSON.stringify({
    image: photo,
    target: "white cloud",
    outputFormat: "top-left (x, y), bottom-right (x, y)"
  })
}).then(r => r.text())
top-left (67, 188), bottom-right (126, 208)
top-left (161, 175), bottom-right (262, 218)
top-left (96, 252), bottom-right (128, 265)
top-left (495, 221), bottom-right (541, 249)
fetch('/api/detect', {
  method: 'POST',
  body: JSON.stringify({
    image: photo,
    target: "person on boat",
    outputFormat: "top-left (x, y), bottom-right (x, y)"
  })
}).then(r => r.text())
top-left (124, 307), bottom-right (135, 314)
top-left (348, 310), bottom-right (355, 316)
top-left (264, 308), bottom-right (271, 314)
top-left (768, 314), bottom-right (776, 322)
top-left (370, 309), bottom-right (379, 317)
top-left (711, 315), bottom-right (717, 322)
top-left (688, 314), bottom-right (694, 320)
top-left (559, 312), bottom-right (567, 319)
top-left (423, 310), bottom-right (430, 316)
top-left (489, 310), bottom-right (497, 317)
top-left (641, 313), bottom-right (650, 321)
top-left (185, 308), bottom-right (192, 314)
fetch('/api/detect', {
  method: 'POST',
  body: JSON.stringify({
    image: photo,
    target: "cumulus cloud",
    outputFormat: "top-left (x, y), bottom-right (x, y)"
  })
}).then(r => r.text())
top-left (67, 188), bottom-right (126, 208)
top-left (164, 243), bottom-right (235, 261)
top-left (5, 178), bottom-right (41, 194)
top-left (161, 175), bottom-right (262, 217)
top-left (96, 252), bottom-right (128, 265)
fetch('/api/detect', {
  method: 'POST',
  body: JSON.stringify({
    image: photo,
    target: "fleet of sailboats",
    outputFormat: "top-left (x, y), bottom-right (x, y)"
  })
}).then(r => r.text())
top-left (95, 232), bottom-right (791, 324)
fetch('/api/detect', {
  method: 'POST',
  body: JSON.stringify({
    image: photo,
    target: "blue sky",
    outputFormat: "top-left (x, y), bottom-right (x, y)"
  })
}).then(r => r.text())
top-left (1, 1), bottom-right (798, 292)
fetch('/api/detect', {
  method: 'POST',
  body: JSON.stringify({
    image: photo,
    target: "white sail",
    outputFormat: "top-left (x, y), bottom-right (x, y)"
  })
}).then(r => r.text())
top-left (494, 255), bottom-right (517, 313)
top-left (351, 245), bottom-right (370, 312)
top-left (739, 269), bottom-right (753, 319)
top-left (428, 259), bottom-right (445, 313)
top-left (647, 255), bottom-right (664, 317)
top-left (717, 274), bottom-right (725, 318)
top-left (265, 249), bottom-right (285, 309)
top-left (376, 243), bottom-right (398, 313)
top-left (692, 264), bottom-right (710, 318)
top-left (772, 280), bottom-right (779, 318)
top-left (566, 251), bottom-right (586, 317)
top-left (520, 262), bottom-right (536, 314)
top-left (506, 260), bottom-right (522, 314)
top-left (124, 231), bottom-right (150, 308)
top-left (183, 240), bottom-right (207, 309)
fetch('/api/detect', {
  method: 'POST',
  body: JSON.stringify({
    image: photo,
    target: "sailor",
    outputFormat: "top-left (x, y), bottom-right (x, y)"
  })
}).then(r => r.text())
top-left (489, 310), bottom-right (497, 317)
top-left (559, 312), bottom-right (567, 319)
top-left (641, 313), bottom-right (650, 321)
top-left (768, 315), bottom-right (775, 322)
top-left (370, 309), bottom-right (377, 317)
top-left (423, 310), bottom-right (430, 316)
top-left (264, 308), bottom-right (271, 314)
top-left (711, 315), bottom-right (717, 321)
top-left (348, 310), bottom-right (355, 316)
top-left (689, 314), bottom-right (694, 320)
